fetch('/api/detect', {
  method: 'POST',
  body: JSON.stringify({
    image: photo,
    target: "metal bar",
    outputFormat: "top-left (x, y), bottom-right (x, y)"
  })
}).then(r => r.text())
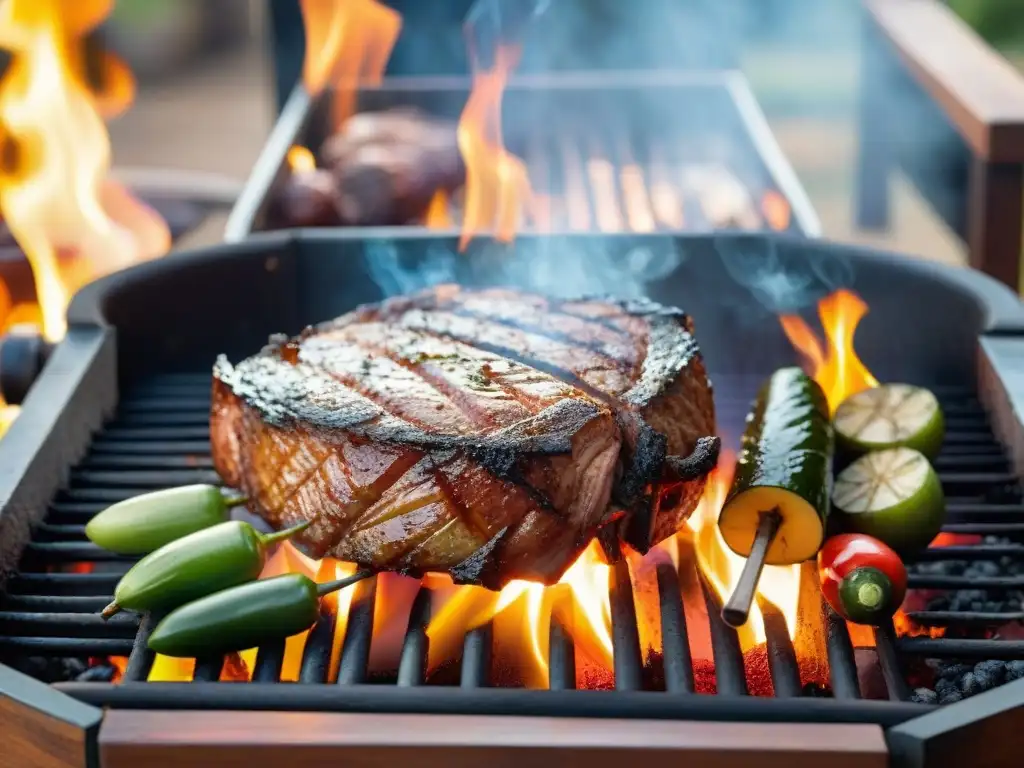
top-left (873, 622), bottom-right (912, 701)
top-left (253, 638), bottom-right (286, 683)
top-left (48, 502), bottom-right (116, 519)
top-left (80, 455), bottom-right (215, 470)
top-left (761, 604), bottom-right (802, 698)
top-left (946, 502), bottom-right (1024, 515)
top-left (905, 610), bottom-right (1024, 626)
top-left (908, 574), bottom-right (1024, 589)
top-left (299, 608), bottom-right (337, 684)
top-left (896, 638), bottom-right (1024, 659)
top-left (336, 576), bottom-right (378, 686)
top-left (5, 572), bottom-right (118, 595)
top-left (911, 544), bottom-right (1024, 560)
top-left (0, 595), bottom-right (108, 612)
top-left (192, 655), bottom-right (225, 682)
top-left (55, 683), bottom-right (932, 726)
top-left (0, 637), bottom-right (134, 655)
top-left (397, 587), bottom-right (431, 687)
top-left (21, 542), bottom-right (135, 563)
top-left (656, 564), bottom-right (693, 694)
top-left (0, 612), bottom-right (138, 638)
top-left (31, 524), bottom-right (88, 541)
top-left (99, 427), bottom-right (210, 441)
top-left (609, 560), bottom-right (643, 692)
top-left (939, 524), bottom-right (1024, 534)
top-left (117, 398), bottom-right (212, 413)
top-left (122, 613), bottom-right (159, 683)
top-left (68, 469), bottom-right (221, 488)
top-left (106, 412), bottom-right (210, 427)
top-left (700, 576), bottom-right (748, 696)
top-left (548, 615), bottom-right (576, 691)
top-left (89, 441), bottom-right (212, 456)
top-left (934, 454), bottom-right (1008, 470)
top-left (824, 608), bottom-right (861, 699)
top-left (460, 624), bottom-right (492, 688)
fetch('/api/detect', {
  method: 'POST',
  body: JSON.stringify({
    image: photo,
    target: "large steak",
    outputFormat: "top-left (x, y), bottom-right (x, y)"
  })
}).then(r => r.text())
top-left (211, 285), bottom-right (717, 588)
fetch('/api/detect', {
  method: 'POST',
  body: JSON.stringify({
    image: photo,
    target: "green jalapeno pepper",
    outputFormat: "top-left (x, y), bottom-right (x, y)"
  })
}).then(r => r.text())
top-left (102, 520), bottom-right (309, 619)
top-left (147, 570), bottom-right (372, 658)
top-left (86, 484), bottom-right (248, 555)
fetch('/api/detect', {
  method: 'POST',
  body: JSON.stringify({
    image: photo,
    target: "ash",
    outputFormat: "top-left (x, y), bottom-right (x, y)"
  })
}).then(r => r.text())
top-left (908, 536), bottom-right (1024, 705)
top-left (6, 655), bottom-right (118, 684)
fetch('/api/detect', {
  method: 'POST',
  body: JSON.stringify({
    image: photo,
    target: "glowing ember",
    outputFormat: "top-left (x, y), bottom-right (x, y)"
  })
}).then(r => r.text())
top-left (778, 289), bottom-right (879, 413)
top-left (0, 0), bottom-right (170, 344)
top-left (298, 0), bottom-right (401, 129)
top-left (456, 43), bottom-right (535, 250)
top-left (287, 145), bottom-right (317, 174)
top-left (760, 190), bottom-right (791, 231)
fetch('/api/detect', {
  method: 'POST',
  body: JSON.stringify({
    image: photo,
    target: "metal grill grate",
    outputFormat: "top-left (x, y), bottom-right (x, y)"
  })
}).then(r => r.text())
top-left (3, 371), bottom-right (1023, 709)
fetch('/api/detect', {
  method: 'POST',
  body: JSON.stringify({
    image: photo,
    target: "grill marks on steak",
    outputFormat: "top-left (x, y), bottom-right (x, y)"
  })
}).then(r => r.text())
top-left (212, 286), bottom-right (716, 588)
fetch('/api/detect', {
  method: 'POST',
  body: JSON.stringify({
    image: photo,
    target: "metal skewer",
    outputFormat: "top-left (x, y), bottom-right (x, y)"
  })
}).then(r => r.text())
top-left (722, 509), bottom-right (782, 627)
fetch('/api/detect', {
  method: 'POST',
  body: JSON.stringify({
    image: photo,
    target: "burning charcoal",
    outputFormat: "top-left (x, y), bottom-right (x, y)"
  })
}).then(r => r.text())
top-left (959, 671), bottom-right (982, 697)
top-left (75, 664), bottom-right (117, 683)
top-left (939, 688), bottom-right (964, 704)
top-left (7, 655), bottom-right (88, 683)
top-left (1005, 660), bottom-right (1024, 681)
top-left (972, 660), bottom-right (1007, 691)
top-left (936, 662), bottom-right (972, 682)
top-left (274, 170), bottom-right (343, 228)
top-left (910, 687), bottom-right (937, 705)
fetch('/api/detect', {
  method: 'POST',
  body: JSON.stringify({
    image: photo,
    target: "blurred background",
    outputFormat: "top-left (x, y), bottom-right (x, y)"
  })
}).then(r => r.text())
top-left (98, 0), bottom-right (1024, 265)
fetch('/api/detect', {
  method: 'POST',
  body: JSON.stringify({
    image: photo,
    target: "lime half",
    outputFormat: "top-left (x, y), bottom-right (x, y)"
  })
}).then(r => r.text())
top-left (834, 384), bottom-right (945, 460)
top-left (832, 447), bottom-right (946, 556)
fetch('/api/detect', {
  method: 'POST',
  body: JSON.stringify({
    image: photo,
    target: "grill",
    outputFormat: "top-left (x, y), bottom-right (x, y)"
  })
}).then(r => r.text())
top-left (2, 231), bottom-right (1024, 766)
top-left (224, 72), bottom-right (821, 241)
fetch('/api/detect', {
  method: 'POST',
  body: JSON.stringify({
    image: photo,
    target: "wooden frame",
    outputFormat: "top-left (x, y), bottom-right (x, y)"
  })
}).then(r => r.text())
top-left (859, 0), bottom-right (1024, 290)
top-left (0, 665), bottom-right (102, 768)
top-left (98, 711), bottom-right (889, 768)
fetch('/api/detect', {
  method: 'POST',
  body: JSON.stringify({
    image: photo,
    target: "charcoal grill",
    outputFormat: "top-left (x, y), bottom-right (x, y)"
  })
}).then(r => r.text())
top-left (224, 72), bottom-right (820, 241)
top-left (1, 230), bottom-right (1023, 767)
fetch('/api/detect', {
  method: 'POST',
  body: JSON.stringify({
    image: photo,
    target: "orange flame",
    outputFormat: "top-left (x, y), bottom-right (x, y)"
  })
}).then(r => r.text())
top-left (299, 0), bottom-right (401, 130)
top-left (424, 190), bottom-right (454, 229)
top-left (287, 145), bottom-right (317, 174)
top-left (778, 289), bottom-right (879, 413)
top-left (685, 453), bottom-right (802, 649)
top-left (761, 190), bottom-right (791, 232)
top-left (456, 44), bottom-right (535, 251)
top-left (0, 0), bottom-right (170, 343)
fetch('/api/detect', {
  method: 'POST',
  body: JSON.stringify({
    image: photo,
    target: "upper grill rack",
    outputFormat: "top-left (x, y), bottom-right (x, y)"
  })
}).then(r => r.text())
top-left (3, 371), bottom-right (1024, 717)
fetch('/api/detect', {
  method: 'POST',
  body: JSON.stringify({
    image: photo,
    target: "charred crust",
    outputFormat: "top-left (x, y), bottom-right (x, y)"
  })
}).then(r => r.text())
top-left (665, 436), bottom-right (721, 482)
top-left (450, 526), bottom-right (509, 588)
top-left (615, 422), bottom-right (668, 505)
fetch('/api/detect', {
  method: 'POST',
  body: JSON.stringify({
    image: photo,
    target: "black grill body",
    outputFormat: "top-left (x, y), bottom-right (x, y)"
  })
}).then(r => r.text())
top-left (2, 231), bottom-right (1024, 767)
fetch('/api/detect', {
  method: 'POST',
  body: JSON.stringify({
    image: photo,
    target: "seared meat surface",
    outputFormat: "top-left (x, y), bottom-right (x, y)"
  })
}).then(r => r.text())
top-left (211, 286), bottom-right (717, 588)
top-left (274, 109), bottom-right (463, 228)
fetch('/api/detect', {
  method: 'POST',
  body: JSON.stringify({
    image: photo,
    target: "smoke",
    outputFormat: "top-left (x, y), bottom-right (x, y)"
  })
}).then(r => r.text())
top-left (713, 235), bottom-right (852, 316)
top-left (364, 234), bottom-right (683, 300)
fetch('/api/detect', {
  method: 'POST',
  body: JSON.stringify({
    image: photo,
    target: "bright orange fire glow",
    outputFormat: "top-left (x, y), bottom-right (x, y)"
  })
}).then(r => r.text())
top-left (424, 190), bottom-right (454, 229)
top-left (0, 0), bottom-right (170, 343)
top-left (778, 289), bottom-right (879, 413)
top-left (298, 0), bottom-right (402, 129)
top-left (761, 190), bottom-right (791, 231)
top-left (287, 145), bottom-right (317, 174)
top-left (684, 453), bottom-right (802, 649)
top-left (456, 44), bottom-right (535, 251)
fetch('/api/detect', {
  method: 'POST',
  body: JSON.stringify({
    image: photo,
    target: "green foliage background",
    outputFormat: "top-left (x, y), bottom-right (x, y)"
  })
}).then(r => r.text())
top-left (949, 0), bottom-right (1024, 47)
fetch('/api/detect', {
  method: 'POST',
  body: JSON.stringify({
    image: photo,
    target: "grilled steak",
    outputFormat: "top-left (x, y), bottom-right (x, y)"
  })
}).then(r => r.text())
top-left (273, 109), bottom-right (464, 229)
top-left (211, 286), bottom-right (717, 588)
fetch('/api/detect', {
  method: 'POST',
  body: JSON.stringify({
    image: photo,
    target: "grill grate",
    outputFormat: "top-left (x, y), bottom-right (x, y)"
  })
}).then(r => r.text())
top-left (3, 371), bottom-right (1023, 709)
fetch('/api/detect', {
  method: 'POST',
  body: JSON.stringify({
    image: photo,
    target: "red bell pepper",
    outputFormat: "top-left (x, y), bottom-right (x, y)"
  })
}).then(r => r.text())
top-left (818, 533), bottom-right (907, 625)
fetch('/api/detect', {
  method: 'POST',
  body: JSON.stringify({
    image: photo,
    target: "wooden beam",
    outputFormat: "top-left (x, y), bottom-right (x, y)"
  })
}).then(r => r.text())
top-left (99, 710), bottom-right (889, 768)
top-left (0, 664), bottom-right (102, 768)
top-left (865, 0), bottom-right (1024, 163)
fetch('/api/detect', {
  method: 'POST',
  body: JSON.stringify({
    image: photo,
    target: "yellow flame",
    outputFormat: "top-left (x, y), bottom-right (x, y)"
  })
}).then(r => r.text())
top-left (0, 0), bottom-right (169, 342)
